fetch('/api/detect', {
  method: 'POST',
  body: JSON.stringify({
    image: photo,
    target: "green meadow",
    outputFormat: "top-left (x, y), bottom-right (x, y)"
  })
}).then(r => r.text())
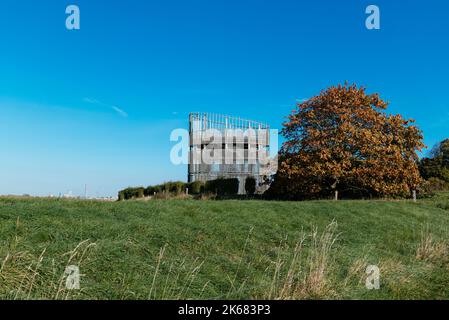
top-left (0, 194), bottom-right (448, 300)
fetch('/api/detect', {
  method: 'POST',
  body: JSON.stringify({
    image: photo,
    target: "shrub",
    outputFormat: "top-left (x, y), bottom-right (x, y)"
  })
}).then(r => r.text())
top-left (168, 181), bottom-right (186, 194)
top-left (145, 186), bottom-right (156, 197)
top-left (135, 187), bottom-right (145, 198)
top-left (245, 177), bottom-right (256, 195)
top-left (158, 183), bottom-right (167, 193)
top-left (419, 139), bottom-right (449, 186)
top-left (120, 179), bottom-right (238, 200)
top-left (119, 187), bottom-right (145, 200)
top-left (420, 177), bottom-right (449, 197)
top-left (188, 181), bottom-right (205, 195)
top-left (155, 182), bottom-right (183, 194)
top-left (121, 188), bottom-right (131, 200)
top-left (142, 182), bottom-right (188, 198)
top-left (205, 178), bottom-right (239, 196)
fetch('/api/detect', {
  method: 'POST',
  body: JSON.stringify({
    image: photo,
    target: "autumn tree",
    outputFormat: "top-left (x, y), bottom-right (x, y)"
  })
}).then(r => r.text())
top-left (268, 83), bottom-right (425, 200)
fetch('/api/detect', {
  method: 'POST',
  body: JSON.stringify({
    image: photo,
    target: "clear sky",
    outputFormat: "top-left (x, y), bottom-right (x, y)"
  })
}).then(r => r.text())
top-left (0, 0), bottom-right (448, 197)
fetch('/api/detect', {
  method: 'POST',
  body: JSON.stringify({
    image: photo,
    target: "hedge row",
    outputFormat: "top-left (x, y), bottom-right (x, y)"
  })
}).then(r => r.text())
top-left (118, 187), bottom-right (145, 201)
top-left (204, 178), bottom-right (239, 196)
top-left (245, 177), bottom-right (256, 195)
top-left (118, 178), bottom-right (242, 200)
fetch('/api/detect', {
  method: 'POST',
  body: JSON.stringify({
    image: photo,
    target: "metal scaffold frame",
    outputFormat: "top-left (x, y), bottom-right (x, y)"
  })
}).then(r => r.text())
top-left (188, 113), bottom-right (272, 194)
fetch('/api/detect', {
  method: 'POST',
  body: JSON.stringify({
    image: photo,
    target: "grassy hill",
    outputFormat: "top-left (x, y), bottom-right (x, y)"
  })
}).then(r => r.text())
top-left (0, 194), bottom-right (448, 300)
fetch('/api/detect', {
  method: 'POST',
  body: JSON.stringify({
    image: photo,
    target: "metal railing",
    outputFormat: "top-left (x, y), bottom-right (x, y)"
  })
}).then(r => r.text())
top-left (189, 112), bottom-right (269, 131)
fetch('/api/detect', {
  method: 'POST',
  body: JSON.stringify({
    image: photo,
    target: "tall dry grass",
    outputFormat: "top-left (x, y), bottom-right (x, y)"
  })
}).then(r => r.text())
top-left (416, 227), bottom-right (448, 263)
top-left (265, 221), bottom-right (339, 299)
top-left (0, 237), bottom-right (96, 300)
top-left (147, 244), bottom-right (206, 300)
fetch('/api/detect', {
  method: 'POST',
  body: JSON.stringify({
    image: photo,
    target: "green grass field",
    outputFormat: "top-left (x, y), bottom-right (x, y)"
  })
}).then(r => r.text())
top-left (1, 194), bottom-right (448, 300)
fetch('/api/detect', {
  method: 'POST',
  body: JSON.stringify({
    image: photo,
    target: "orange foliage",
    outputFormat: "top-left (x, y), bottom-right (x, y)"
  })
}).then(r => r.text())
top-left (269, 83), bottom-right (425, 199)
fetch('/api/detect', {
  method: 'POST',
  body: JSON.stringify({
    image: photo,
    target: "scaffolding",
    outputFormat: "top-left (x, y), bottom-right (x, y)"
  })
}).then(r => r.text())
top-left (188, 113), bottom-right (271, 194)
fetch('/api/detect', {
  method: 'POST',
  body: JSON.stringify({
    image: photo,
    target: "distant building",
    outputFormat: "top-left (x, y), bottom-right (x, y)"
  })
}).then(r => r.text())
top-left (188, 113), bottom-right (274, 194)
top-left (63, 190), bottom-right (75, 199)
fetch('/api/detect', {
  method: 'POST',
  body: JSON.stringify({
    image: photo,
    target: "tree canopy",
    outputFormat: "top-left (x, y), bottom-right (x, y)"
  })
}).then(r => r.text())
top-left (419, 139), bottom-right (449, 183)
top-left (268, 83), bottom-right (425, 200)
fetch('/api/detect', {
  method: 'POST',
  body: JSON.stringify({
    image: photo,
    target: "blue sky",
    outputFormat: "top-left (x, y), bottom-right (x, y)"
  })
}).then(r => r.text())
top-left (0, 0), bottom-right (448, 197)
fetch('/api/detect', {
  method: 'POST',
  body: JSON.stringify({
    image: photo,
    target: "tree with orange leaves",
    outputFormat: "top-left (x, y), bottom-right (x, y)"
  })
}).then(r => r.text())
top-left (268, 83), bottom-right (425, 200)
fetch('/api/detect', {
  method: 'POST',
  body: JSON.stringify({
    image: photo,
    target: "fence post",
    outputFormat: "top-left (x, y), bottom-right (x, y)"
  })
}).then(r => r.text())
top-left (334, 190), bottom-right (338, 201)
top-left (412, 190), bottom-right (417, 202)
